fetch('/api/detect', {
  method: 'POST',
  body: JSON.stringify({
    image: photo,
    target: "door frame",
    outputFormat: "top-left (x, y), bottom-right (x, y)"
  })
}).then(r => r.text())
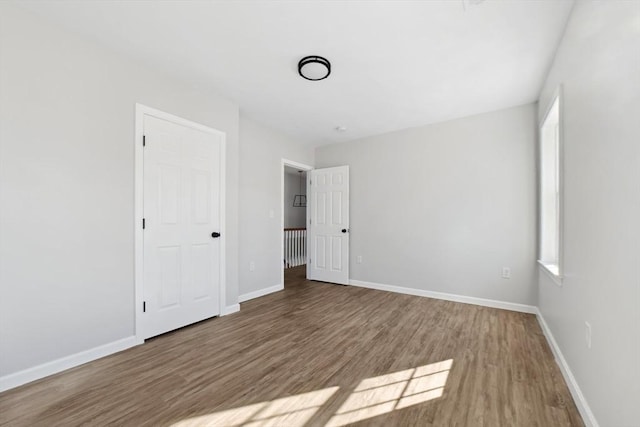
top-left (134, 103), bottom-right (227, 343)
top-left (281, 159), bottom-right (313, 288)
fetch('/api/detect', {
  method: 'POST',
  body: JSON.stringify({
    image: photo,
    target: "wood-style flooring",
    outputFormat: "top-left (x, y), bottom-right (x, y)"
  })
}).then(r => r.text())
top-left (0, 266), bottom-right (583, 426)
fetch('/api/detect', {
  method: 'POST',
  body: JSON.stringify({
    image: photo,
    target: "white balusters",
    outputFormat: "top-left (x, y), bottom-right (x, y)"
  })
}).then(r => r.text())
top-left (284, 228), bottom-right (307, 268)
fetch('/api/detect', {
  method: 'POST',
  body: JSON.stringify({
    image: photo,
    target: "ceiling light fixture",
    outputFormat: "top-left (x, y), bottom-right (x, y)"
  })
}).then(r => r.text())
top-left (298, 56), bottom-right (331, 81)
top-left (335, 126), bottom-right (347, 132)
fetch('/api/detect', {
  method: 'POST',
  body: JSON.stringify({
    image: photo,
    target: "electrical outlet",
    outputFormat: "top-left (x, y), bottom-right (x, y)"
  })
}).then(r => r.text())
top-left (501, 267), bottom-right (511, 279)
top-left (585, 321), bottom-right (592, 349)
top-left (356, 255), bottom-right (363, 264)
top-left (249, 261), bottom-right (255, 272)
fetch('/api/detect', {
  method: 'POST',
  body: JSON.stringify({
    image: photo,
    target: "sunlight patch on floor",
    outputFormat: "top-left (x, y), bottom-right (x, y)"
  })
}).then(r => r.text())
top-left (171, 387), bottom-right (339, 427)
top-left (326, 359), bottom-right (453, 427)
top-left (171, 359), bottom-right (452, 427)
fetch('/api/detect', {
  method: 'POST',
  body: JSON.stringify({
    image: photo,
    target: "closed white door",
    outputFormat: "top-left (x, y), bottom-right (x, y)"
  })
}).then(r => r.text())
top-left (307, 166), bottom-right (349, 285)
top-left (143, 114), bottom-right (223, 339)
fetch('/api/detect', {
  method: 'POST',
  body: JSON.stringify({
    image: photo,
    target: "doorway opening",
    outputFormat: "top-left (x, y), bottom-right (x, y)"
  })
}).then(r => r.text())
top-left (281, 159), bottom-right (312, 290)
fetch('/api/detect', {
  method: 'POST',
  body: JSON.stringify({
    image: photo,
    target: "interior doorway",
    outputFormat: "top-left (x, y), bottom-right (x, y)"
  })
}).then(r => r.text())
top-left (281, 159), bottom-right (312, 289)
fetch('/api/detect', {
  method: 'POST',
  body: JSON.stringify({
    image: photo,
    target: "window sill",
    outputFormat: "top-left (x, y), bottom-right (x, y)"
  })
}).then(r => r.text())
top-left (538, 260), bottom-right (563, 287)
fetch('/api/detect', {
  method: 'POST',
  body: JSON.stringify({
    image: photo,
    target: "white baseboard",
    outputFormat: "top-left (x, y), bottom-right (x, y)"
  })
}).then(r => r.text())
top-left (1, 303), bottom-right (241, 392)
top-left (349, 279), bottom-right (596, 425)
top-left (238, 284), bottom-right (284, 303)
top-left (349, 279), bottom-right (537, 314)
top-left (220, 303), bottom-right (240, 316)
top-left (535, 309), bottom-right (599, 427)
top-left (0, 336), bottom-right (139, 393)
top-left (0, 282), bottom-right (596, 427)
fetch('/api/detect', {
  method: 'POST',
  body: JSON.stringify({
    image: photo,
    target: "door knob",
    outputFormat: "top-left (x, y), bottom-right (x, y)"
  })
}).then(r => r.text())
top-left (211, 232), bottom-right (221, 238)
top-left (341, 229), bottom-right (348, 233)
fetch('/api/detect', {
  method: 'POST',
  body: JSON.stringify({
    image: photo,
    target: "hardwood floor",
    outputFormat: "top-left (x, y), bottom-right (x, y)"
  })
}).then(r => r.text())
top-left (0, 266), bottom-right (583, 426)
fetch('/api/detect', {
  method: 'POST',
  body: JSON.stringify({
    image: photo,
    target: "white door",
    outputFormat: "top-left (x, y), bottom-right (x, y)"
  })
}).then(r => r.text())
top-left (143, 114), bottom-right (223, 339)
top-left (307, 166), bottom-right (349, 284)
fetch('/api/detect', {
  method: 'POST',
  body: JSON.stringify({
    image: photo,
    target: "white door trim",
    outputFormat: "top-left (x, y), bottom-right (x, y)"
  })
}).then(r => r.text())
top-left (281, 159), bottom-right (313, 288)
top-left (135, 103), bottom-right (226, 343)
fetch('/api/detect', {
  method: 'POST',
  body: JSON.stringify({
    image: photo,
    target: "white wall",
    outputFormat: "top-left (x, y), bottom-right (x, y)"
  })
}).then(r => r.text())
top-left (0, 4), bottom-right (240, 378)
top-left (238, 116), bottom-right (313, 299)
top-left (537, 2), bottom-right (640, 425)
top-left (316, 104), bottom-right (538, 305)
top-left (284, 170), bottom-right (307, 228)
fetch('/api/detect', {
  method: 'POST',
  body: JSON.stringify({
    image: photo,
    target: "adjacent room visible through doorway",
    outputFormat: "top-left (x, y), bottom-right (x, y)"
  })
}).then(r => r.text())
top-left (283, 164), bottom-right (308, 288)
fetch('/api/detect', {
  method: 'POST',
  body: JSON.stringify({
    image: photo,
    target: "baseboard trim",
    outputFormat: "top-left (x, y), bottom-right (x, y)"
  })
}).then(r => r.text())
top-left (535, 309), bottom-right (599, 427)
top-left (238, 284), bottom-right (284, 303)
top-left (0, 336), bottom-right (139, 393)
top-left (0, 283), bottom-right (596, 427)
top-left (349, 279), bottom-right (596, 424)
top-left (220, 303), bottom-right (240, 316)
top-left (349, 279), bottom-right (537, 314)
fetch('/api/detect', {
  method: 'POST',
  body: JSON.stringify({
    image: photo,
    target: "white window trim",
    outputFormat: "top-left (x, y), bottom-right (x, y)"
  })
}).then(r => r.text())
top-left (538, 260), bottom-right (563, 286)
top-left (538, 86), bottom-right (564, 287)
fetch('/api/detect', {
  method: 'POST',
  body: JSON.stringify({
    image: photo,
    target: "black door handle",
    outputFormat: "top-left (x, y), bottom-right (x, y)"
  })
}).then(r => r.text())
top-left (211, 232), bottom-right (221, 238)
top-left (341, 229), bottom-right (347, 233)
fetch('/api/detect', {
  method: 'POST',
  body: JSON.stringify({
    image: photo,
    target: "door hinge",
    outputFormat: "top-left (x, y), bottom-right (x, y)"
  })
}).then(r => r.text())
top-left (309, 258), bottom-right (312, 264)
top-left (143, 135), bottom-right (146, 147)
top-left (143, 301), bottom-right (146, 312)
top-left (142, 218), bottom-right (146, 229)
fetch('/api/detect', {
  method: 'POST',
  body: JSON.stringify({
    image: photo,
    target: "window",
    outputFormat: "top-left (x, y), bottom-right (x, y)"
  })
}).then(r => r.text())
top-left (539, 93), bottom-right (562, 280)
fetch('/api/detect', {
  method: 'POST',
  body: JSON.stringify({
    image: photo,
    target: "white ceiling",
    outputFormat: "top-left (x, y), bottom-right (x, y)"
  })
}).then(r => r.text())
top-left (16, 0), bottom-right (574, 146)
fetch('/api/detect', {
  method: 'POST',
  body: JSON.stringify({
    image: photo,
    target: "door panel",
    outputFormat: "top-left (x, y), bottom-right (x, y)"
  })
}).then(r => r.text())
top-left (143, 114), bottom-right (222, 339)
top-left (316, 236), bottom-right (326, 269)
top-left (307, 166), bottom-right (349, 285)
top-left (159, 165), bottom-right (180, 224)
top-left (331, 237), bottom-right (342, 271)
top-left (158, 246), bottom-right (180, 308)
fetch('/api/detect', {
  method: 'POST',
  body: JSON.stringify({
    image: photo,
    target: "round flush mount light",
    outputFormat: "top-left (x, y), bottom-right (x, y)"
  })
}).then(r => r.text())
top-left (298, 56), bottom-right (331, 81)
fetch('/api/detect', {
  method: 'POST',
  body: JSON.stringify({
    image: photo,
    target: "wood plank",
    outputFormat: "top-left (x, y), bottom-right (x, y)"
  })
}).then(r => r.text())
top-left (0, 266), bottom-right (583, 426)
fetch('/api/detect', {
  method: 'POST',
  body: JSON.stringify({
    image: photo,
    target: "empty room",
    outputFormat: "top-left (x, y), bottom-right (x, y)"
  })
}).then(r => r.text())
top-left (0, 1), bottom-right (638, 426)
